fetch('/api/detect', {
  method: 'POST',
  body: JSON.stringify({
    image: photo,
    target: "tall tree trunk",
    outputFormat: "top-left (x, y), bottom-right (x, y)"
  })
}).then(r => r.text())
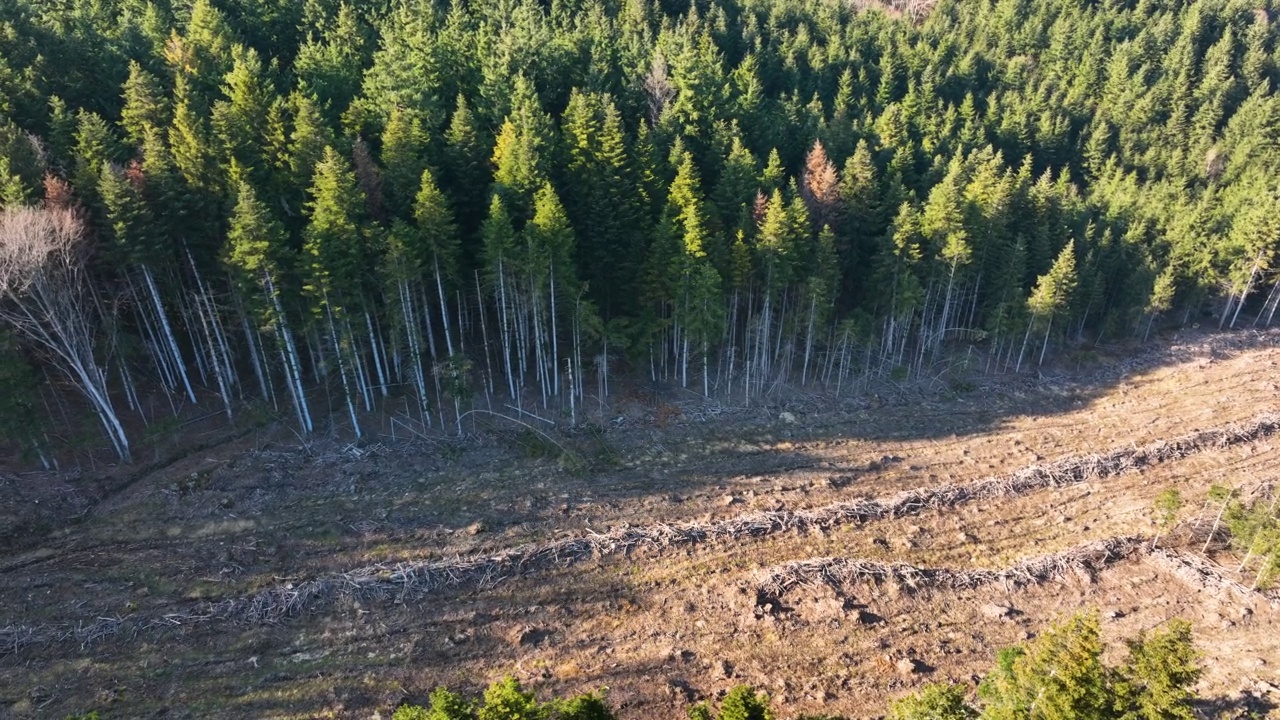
top-left (141, 265), bottom-right (196, 403)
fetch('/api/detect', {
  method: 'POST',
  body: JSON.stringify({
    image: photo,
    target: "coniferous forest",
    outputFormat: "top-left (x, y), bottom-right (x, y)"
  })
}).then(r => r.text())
top-left (1, 0), bottom-right (1279, 461)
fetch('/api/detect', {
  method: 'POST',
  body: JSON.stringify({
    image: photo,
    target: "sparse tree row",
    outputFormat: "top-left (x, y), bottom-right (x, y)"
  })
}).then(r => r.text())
top-left (0, 0), bottom-right (1279, 458)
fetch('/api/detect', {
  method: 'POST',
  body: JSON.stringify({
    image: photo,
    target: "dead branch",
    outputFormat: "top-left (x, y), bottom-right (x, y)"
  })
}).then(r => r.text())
top-left (752, 535), bottom-right (1148, 599)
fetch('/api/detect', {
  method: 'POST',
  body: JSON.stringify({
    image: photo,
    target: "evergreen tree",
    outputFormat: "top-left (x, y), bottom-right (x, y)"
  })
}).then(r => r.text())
top-left (304, 144), bottom-right (368, 301)
top-left (979, 611), bottom-right (1111, 720)
top-left (289, 92), bottom-right (334, 204)
top-left (887, 684), bottom-right (975, 720)
top-left (381, 107), bottom-right (430, 220)
top-left (1115, 620), bottom-right (1200, 720)
top-left (443, 95), bottom-right (492, 244)
top-left (477, 678), bottom-right (544, 720)
top-left (169, 76), bottom-right (216, 193)
top-left (120, 61), bottom-right (169, 149)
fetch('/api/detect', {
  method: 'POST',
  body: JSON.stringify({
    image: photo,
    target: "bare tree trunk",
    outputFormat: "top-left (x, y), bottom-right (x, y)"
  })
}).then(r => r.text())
top-left (266, 272), bottom-right (312, 433)
top-left (1202, 490), bottom-right (1233, 554)
top-left (1038, 314), bottom-right (1053, 366)
top-left (325, 301), bottom-right (361, 438)
top-left (364, 310), bottom-right (389, 398)
top-left (0, 208), bottom-right (132, 460)
top-left (141, 265), bottom-right (196, 403)
top-left (434, 255), bottom-right (455, 357)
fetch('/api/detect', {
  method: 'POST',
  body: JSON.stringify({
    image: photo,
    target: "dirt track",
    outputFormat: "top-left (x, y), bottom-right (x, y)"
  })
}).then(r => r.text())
top-left (2, 330), bottom-right (1280, 718)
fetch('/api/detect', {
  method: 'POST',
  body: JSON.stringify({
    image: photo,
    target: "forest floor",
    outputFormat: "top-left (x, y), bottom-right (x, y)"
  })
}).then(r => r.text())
top-left (3, 329), bottom-right (1280, 719)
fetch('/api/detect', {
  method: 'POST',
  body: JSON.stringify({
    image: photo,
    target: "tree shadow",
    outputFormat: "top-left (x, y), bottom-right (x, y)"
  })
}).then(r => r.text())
top-left (1195, 691), bottom-right (1278, 719)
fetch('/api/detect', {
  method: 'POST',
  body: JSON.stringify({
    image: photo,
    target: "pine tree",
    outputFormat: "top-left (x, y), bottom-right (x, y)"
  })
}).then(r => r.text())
top-left (442, 96), bottom-right (489, 227)
top-left (836, 140), bottom-right (881, 306)
top-left (1115, 619), bottom-right (1201, 720)
top-left (669, 150), bottom-right (716, 263)
top-left (225, 180), bottom-right (310, 434)
top-left (560, 91), bottom-right (645, 314)
top-left (713, 135), bottom-right (758, 238)
top-left (169, 76), bottom-right (216, 192)
top-left (1022, 238), bottom-right (1077, 368)
top-left (303, 145), bottom-right (374, 433)
top-left (414, 686), bottom-right (476, 720)
top-left (73, 111), bottom-right (118, 209)
top-left (477, 678), bottom-right (543, 720)
top-left (760, 148), bottom-right (785, 195)
top-left (358, 5), bottom-right (442, 130)
top-left (168, 0), bottom-right (237, 98)
top-left (213, 45), bottom-right (275, 184)
top-left (99, 162), bottom-right (161, 267)
top-left (289, 92), bottom-right (334, 202)
top-left (887, 684), bottom-right (975, 720)
top-left (293, 2), bottom-right (367, 123)
top-left (717, 686), bottom-right (773, 720)
top-left (381, 107), bottom-right (431, 219)
top-left (0, 158), bottom-right (29, 209)
top-left (527, 182), bottom-right (576, 289)
top-left (878, 201), bottom-right (926, 316)
top-left (304, 145), bottom-right (369, 311)
top-left (414, 166), bottom-right (461, 356)
top-left (756, 188), bottom-right (794, 294)
top-left (979, 611), bottom-right (1111, 720)
top-left (120, 61), bottom-right (169, 149)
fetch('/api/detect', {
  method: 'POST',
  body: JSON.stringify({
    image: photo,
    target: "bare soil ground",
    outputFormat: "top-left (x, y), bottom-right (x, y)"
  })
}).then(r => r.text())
top-left (2, 330), bottom-right (1280, 719)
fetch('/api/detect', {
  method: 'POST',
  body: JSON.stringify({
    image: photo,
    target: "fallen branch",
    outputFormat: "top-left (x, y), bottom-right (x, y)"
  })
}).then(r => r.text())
top-left (1149, 549), bottom-right (1280, 609)
top-left (5, 411), bottom-right (1278, 651)
top-left (751, 536), bottom-right (1149, 599)
top-left (213, 410), bottom-right (1280, 624)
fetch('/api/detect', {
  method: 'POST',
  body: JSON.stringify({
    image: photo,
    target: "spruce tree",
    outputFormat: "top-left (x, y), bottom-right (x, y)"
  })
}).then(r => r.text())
top-left (443, 94), bottom-right (492, 244)
top-left (120, 61), bottom-right (169, 149)
top-left (382, 107), bottom-right (431, 219)
top-left (979, 611), bottom-right (1111, 720)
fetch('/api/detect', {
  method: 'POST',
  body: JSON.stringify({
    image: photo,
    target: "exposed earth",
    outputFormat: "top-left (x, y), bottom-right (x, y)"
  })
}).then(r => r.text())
top-left (2, 330), bottom-right (1280, 719)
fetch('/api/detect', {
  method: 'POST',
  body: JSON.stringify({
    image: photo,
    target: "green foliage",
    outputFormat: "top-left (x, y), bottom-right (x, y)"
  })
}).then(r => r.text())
top-left (1153, 488), bottom-right (1183, 533)
top-left (120, 61), bottom-right (168, 148)
top-left (303, 145), bottom-right (370, 311)
top-left (6, 0), bottom-right (1280, 454)
top-left (1115, 620), bottom-right (1201, 720)
top-left (1222, 493), bottom-right (1280, 589)
top-left (396, 682), bottom-right (618, 720)
top-left (688, 703), bottom-right (714, 720)
top-left (550, 692), bottom-right (615, 720)
top-left (389, 622), bottom-right (1205, 720)
top-left (477, 677), bottom-right (546, 720)
top-left (717, 686), bottom-right (774, 720)
top-left (1028, 243), bottom-right (1078, 325)
top-left (888, 683), bottom-right (976, 720)
top-left (413, 167), bottom-right (460, 282)
top-left (972, 610), bottom-right (1204, 720)
top-left (405, 686), bottom-right (476, 720)
top-left (978, 610), bottom-right (1111, 720)
top-left (225, 179), bottom-right (288, 311)
top-left (685, 687), bottom-right (775, 720)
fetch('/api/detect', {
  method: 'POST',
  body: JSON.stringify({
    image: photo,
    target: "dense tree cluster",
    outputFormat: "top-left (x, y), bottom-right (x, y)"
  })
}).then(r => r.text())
top-left (1, 0), bottom-right (1278, 456)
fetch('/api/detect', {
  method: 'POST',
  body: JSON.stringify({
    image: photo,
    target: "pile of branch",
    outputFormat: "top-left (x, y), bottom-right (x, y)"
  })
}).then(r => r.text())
top-left (215, 411), bottom-right (1279, 624)
top-left (0, 616), bottom-right (126, 656)
top-left (752, 536), bottom-right (1148, 599)
top-left (5, 412), bottom-right (1276, 650)
top-left (1149, 549), bottom-right (1280, 609)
